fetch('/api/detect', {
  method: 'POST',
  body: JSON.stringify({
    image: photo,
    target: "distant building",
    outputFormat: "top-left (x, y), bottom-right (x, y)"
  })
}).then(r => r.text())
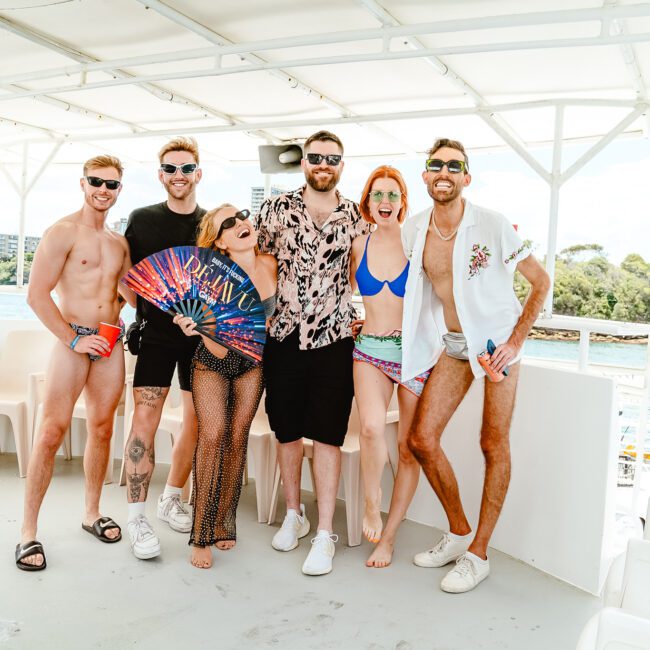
top-left (110, 217), bottom-right (128, 235)
top-left (0, 234), bottom-right (41, 259)
top-left (250, 186), bottom-right (284, 216)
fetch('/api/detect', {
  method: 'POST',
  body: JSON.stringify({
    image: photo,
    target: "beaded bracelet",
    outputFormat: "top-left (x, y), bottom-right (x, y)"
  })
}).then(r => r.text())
top-left (69, 334), bottom-right (81, 351)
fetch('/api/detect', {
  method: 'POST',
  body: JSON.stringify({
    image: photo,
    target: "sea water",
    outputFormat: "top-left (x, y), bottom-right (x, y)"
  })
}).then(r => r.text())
top-left (0, 292), bottom-right (647, 368)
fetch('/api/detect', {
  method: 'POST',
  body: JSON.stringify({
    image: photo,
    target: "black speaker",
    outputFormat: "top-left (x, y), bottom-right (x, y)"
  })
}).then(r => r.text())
top-left (258, 144), bottom-right (303, 173)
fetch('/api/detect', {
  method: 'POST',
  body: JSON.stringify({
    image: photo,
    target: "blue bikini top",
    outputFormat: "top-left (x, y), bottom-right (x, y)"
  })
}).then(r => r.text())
top-left (355, 234), bottom-right (409, 298)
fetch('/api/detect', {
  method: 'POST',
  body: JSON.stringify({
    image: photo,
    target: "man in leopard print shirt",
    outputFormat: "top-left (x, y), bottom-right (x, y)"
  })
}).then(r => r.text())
top-left (255, 130), bottom-right (370, 576)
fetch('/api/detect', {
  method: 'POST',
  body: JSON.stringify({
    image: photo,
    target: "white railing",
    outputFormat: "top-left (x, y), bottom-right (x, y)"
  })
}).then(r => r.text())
top-left (537, 315), bottom-right (649, 523)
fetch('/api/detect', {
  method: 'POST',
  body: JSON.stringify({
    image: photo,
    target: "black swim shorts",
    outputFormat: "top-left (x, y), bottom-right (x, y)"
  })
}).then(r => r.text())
top-left (262, 329), bottom-right (354, 447)
top-left (133, 339), bottom-right (199, 392)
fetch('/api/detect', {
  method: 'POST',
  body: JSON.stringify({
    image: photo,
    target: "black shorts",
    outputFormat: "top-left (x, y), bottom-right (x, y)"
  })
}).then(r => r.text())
top-left (133, 340), bottom-right (199, 392)
top-left (263, 329), bottom-right (354, 447)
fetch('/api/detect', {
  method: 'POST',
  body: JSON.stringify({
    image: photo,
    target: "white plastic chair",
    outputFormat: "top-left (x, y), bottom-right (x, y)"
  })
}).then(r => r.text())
top-left (576, 607), bottom-right (650, 649)
top-left (266, 396), bottom-right (399, 547)
top-left (620, 539), bottom-right (650, 619)
top-left (0, 329), bottom-right (56, 477)
top-left (603, 538), bottom-right (650, 619)
top-left (247, 402), bottom-right (277, 523)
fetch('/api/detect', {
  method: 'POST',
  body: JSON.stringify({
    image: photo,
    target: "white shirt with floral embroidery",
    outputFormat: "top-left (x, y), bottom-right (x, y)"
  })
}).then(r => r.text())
top-left (401, 200), bottom-right (531, 380)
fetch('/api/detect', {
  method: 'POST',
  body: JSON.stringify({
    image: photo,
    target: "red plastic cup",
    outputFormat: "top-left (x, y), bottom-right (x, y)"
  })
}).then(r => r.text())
top-left (97, 322), bottom-right (121, 357)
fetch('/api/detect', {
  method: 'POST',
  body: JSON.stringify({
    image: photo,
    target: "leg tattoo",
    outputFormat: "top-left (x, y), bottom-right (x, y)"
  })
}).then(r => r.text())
top-left (136, 386), bottom-right (165, 410)
top-left (127, 435), bottom-right (155, 503)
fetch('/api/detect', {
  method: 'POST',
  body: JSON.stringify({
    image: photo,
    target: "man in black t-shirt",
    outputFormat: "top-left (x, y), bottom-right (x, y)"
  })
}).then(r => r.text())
top-left (123, 137), bottom-right (206, 560)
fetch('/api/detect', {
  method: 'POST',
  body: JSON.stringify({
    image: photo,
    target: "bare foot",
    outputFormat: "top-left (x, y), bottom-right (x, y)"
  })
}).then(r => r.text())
top-left (215, 540), bottom-right (236, 551)
top-left (190, 545), bottom-right (213, 569)
top-left (366, 538), bottom-right (394, 568)
top-left (363, 502), bottom-right (383, 544)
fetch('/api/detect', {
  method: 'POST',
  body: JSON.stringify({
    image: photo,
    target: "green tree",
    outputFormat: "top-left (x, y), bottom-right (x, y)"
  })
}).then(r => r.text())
top-left (621, 253), bottom-right (650, 279)
top-left (0, 253), bottom-right (33, 285)
top-left (552, 249), bottom-right (649, 323)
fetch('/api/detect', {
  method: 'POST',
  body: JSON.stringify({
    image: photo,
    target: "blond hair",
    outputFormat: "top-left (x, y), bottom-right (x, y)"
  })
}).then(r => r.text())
top-left (158, 136), bottom-right (200, 164)
top-left (197, 203), bottom-right (259, 257)
top-left (197, 203), bottom-right (236, 252)
top-left (83, 155), bottom-right (123, 177)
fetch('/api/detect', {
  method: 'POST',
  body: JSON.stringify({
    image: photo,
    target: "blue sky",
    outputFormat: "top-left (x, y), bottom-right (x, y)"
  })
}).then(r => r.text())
top-left (2, 137), bottom-right (649, 265)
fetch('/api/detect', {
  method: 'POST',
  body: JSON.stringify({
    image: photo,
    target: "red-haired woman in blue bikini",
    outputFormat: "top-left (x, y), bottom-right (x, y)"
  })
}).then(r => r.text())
top-left (351, 166), bottom-right (432, 567)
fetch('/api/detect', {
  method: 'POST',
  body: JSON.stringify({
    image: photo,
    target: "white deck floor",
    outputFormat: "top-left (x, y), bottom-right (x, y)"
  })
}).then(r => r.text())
top-left (0, 454), bottom-right (600, 650)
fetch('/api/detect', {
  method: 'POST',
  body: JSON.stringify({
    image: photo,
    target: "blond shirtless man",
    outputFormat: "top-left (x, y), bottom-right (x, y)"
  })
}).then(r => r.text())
top-left (401, 139), bottom-right (550, 593)
top-left (15, 155), bottom-right (131, 571)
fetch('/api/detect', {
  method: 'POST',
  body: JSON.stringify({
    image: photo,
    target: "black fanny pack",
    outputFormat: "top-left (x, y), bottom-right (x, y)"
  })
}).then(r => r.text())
top-left (125, 319), bottom-right (146, 355)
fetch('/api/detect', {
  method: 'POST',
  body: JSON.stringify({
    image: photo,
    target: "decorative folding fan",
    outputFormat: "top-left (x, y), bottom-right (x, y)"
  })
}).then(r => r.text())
top-left (121, 246), bottom-right (266, 362)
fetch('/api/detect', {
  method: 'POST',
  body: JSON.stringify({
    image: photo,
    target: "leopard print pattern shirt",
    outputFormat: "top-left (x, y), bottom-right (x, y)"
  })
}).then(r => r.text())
top-left (255, 185), bottom-right (370, 350)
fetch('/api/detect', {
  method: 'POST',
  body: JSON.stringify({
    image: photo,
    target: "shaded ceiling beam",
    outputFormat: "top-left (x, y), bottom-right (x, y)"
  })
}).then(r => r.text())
top-left (2, 6), bottom-right (650, 87)
top-left (357, 0), bottom-right (529, 155)
top-left (1, 100), bottom-right (645, 150)
top-left (2, 29), bottom-right (650, 104)
top-left (0, 14), bottom-right (256, 135)
top-left (0, 114), bottom-right (58, 139)
top-left (603, 0), bottom-right (649, 136)
top-left (0, 15), bottom-right (148, 132)
top-left (561, 106), bottom-right (645, 183)
top-left (603, 0), bottom-right (648, 101)
top-left (135, 0), bottom-right (350, 117)
top-left (1, 83), bottom-right (145, 133)
top-left (135, 0), bottom-right (417, 154)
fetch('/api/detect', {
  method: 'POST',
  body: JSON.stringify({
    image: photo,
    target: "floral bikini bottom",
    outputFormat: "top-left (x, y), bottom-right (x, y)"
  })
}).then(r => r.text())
top-left (352, 333), bottom-right (431, 398)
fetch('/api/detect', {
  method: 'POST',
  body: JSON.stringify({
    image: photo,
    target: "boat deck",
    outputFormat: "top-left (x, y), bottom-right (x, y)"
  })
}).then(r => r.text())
top-left (0, 454), bottom-right (600, 649)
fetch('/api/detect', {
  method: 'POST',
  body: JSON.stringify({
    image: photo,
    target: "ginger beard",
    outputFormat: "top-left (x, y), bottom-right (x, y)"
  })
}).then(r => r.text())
top-left (304, 163), bottom-right (342, 193)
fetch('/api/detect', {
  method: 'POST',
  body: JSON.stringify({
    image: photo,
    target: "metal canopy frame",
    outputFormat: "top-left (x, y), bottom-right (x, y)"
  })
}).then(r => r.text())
top-left (0, 0), bottom-right (648, 308)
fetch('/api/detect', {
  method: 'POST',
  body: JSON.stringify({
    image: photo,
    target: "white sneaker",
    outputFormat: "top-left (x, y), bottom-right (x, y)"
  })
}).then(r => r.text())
top-left (413, 532), bottom-right (471, 568)
top-left (127, 514), bottom-right (161, 560)
top-left (271, 504), bottom-right (310, 552)
top-left (440, 553), bottom-right (490, 593)
top-left (302, 530), bottom-right (338, 576)
top-left (157, 493), bottom-right (192, 533)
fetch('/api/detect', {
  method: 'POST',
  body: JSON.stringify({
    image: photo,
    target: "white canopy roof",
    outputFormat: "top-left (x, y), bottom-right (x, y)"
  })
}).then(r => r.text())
top-left (1, 0), bottom-right (649, 168)
top-left (2, 0), bottom-right (649, 299)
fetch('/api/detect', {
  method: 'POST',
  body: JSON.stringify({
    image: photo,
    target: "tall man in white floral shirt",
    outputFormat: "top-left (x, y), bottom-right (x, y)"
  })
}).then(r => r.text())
top-left (255, 130), bottom-right (369, 576)
top-left (401, 138), bottom-right (550, 593)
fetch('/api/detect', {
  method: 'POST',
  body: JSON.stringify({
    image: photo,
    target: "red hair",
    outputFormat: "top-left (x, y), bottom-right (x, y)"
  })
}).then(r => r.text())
top-left (359, 166), bottom-right (408, 224)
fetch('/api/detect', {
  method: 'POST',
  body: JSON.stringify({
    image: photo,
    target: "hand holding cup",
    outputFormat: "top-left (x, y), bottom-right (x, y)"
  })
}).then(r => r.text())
top-left (96, 322), bottom-right (122, 357)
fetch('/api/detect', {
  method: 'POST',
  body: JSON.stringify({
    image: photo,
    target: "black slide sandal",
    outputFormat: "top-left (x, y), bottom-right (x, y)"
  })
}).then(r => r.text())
top-left (15, 540), bottom-right (47, 571)
top-left (82, 517), bottom-right (122, 543)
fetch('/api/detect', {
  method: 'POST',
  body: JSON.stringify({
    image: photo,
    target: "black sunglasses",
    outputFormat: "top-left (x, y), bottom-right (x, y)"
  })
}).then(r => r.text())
top-left (85, 176), bottom-right (121, 190)
top-left (425, 159), bottom-right (467, 174)
top-left (216, 210), bottom-right (251, 239)
top-left (305, 153), bottom-right (342, 166)
top-left (160, 162), bottom-right (199, 175)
